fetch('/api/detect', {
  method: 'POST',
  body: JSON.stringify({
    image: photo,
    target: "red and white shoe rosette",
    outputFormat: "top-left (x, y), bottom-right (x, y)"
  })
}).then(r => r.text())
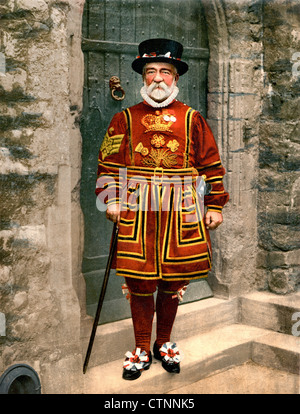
top-left (159, 342), bottom-right (181, 364)
top-left (123, 348), bottom-right (149, 371)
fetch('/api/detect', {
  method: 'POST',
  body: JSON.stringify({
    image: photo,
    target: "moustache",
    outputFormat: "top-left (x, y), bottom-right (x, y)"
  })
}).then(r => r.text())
top-left (147, 81), bottom-right (170, 93)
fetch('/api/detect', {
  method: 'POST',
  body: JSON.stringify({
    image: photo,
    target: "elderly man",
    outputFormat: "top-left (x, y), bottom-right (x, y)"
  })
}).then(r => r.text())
top-left (96, 38), bottom-right (229, 380)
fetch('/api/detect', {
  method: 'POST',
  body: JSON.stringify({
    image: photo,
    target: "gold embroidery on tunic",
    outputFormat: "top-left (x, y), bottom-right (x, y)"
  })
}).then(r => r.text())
top-left (167, 139), bottom-right (180, 152)
top-left (142, 148), bottom-right (177, 168)
top-left (100, 127), bottom-right (124, 160)
top-left (141, 113), bottom-right (174, 133)
top-left (151, 134), bottom-right (166, 148)
top-left (135, 142), bottom-right (149, 157)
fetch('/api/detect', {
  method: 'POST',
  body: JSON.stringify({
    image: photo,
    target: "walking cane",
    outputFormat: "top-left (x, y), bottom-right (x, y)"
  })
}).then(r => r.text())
top-left (83, 223), bottom-right (119, 374)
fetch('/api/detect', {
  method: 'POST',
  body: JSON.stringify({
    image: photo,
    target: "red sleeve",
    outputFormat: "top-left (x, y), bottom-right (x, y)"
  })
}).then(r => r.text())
top-left (192, 112), bottom-right (229, 212)
top-left (95, 111), bottom-right (128, 206)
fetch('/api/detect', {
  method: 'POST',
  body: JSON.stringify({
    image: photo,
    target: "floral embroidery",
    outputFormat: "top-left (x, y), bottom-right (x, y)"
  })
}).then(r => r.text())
top-left (151, 134), bottom-right (166, 148)
top-left (167, 139), bottom-right (180, 153)
top-left (141, 147), bottom-right (149, 156)
top-left (134, 142), bottom-right (149, 157)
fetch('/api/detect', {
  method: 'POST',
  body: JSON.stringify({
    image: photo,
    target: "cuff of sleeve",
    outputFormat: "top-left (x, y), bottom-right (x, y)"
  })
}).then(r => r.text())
top-left (206, 205), bottom-right (223, 213)
top-left (107, 198), bottom-right (121, 207)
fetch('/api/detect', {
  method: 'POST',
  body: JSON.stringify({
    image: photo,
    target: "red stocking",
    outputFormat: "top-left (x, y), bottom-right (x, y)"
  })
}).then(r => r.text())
top-left (129, 292), bottom-right (155, 353)
top-left (155, 289), bottom-right (179, 348)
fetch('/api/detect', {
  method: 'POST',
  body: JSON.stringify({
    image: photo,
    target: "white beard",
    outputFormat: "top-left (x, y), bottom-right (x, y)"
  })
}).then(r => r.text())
top-left (147, 80), bottom-right (174, 101)
top-left (140, 79), bottom-right (179, 108)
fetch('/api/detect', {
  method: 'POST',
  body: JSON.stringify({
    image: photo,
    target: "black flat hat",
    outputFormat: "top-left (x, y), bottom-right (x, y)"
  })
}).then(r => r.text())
top-left (132, 38), bottom-right (189, 76)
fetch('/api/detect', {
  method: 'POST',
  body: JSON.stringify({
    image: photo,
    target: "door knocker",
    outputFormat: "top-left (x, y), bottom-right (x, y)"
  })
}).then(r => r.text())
top-left (109, 76), bottom-right (125, 101)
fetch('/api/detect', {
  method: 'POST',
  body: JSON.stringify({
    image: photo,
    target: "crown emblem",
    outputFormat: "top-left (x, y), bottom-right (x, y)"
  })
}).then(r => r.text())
top-left (141, 113), bottom-right (174, 133)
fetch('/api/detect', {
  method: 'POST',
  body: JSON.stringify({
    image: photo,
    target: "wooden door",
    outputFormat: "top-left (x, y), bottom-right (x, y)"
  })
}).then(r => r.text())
top-left (80, 0), bottom-right (211, 324)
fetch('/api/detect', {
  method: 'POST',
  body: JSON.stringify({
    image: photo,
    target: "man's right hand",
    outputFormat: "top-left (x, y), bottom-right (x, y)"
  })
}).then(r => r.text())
top-left (106, 203), bottom-right (120, 225)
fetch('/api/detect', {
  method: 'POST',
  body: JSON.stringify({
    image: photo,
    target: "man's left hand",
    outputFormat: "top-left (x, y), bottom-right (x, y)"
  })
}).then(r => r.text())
top-left (205, 211), bottom-right (223, 230)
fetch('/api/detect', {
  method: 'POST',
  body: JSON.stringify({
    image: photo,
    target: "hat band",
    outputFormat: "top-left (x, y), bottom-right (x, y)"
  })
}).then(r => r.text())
top-left (136, 51), bottom-right (181, 61)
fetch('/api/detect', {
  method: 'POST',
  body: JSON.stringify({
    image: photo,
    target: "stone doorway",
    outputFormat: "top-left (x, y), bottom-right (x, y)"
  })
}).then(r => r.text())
top-left (80, 0), bottom-right (212, 324)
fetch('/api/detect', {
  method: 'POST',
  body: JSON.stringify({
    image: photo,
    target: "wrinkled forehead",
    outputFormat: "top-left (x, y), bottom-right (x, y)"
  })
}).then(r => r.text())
top-left (143, 62), bottom-right (177, 74)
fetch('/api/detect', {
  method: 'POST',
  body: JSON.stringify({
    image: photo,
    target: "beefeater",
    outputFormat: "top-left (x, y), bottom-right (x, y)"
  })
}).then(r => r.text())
top-left (95, 38), bottom-right (229, 380)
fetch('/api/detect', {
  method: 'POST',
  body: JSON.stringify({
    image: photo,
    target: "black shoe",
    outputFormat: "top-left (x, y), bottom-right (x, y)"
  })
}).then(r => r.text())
top-left (122, 349), bottom-right (152, 380)
top-left (153, 341), bottom-right (180, 374)
top-left (153, 341), bottom-right (162, 361)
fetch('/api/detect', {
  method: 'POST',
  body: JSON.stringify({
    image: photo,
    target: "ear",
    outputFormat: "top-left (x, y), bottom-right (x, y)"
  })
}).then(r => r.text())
top-left (174, 73), bottom-right (179, 84)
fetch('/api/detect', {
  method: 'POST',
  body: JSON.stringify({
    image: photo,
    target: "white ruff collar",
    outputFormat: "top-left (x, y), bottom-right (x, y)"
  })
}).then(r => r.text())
top-left (140, 85), bottom-right (179, 108)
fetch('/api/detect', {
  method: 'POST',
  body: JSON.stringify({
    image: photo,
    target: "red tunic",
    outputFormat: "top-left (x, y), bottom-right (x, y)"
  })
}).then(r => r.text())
top-left (96, 100), bottom-right (229, 281)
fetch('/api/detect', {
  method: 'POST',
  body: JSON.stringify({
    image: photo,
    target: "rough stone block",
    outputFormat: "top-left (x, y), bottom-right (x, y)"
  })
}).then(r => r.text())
top-left (229, 58), bottom-right (262, 94)
top-left (267, 250), bottom-right (300, 268)
top-left (268, 268), bottom-right (300, 295)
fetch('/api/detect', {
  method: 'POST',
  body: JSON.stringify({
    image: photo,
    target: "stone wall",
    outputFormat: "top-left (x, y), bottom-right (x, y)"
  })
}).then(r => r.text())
top-left (204, 0), bottom-right (264, 297)
top-left (0, 0), bottom-right (85, 393)
top-left (257, 0), bottom-right (300, 294)
top-left (204, 0), bottom-right (300, 297)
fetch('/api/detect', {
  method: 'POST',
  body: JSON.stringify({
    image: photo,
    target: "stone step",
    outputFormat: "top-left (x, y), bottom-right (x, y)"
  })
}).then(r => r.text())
top-left (81, 296), bottom-right (238, 368)
top-left (239, 290), bottom-right (300, 335)
top-left (81, 289), bottom-right (300, 369)
top-left (82, 324), bottom-right (300, 394)
top-left (252, 331), bottom-right (300, 374)
top-left (168, 362), bottom-right (300, 394)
